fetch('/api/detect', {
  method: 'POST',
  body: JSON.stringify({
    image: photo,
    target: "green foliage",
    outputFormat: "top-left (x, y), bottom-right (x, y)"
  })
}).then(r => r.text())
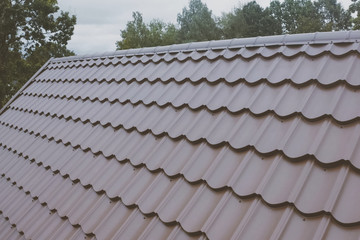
top-left (220, 1), bottom-right (282, 38)
top-left (117, 0), bottom-right (355, 49)
top-left (116, 12), bottom-right (148, 49)
top-left (242, 1), bottom-right (282, 36)
top-left (162, 23), bottom-right (178, 45)
top-left (0, 0), bottom-right (76, 107)
top-left (278, 0), bottom-right (322, 33)
top-left (315, 0), bottom-right (352, 31)
top-left (350, 0), bottom-right (360, 29)
top-left (268, 0), bottom-right (351, 33)
top-left (116, 12), bottom-right (177, 50)
top-left (219, 11), bottom-right (246, 39)
top-left (177, 0), bottom-right (221, 42)
top-left (117, 0), bottom-right (223, 49)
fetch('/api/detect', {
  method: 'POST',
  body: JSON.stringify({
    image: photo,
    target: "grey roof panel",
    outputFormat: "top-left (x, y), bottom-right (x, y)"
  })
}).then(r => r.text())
top-left (0, 216), bottom-right (26, 240)
top-left (7, 100), bottom-right (360, 167)
top-left (2, 112), bottom-right (360, 225)
top-left (1, 30), bottom-right (360, 238)
top-left (0, 176), bottom-right (90, 239)
top-left (38, 53), bottom-right (360, 87)
top-left (50, 42), bottom-right (360, 67)
top-left (2, 124), bottom-right (360, 238)
top-left (15, 81), bottom-right (360, 123)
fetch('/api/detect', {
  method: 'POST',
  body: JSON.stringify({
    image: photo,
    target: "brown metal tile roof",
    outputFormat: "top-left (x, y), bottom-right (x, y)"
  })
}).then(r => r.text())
top-left (1, 31), bottom-right (360, 239)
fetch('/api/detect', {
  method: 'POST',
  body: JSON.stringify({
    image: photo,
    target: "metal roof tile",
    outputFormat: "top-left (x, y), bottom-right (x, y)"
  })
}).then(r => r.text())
top-left (322, 221), bottom-right (360, 239)
top-left (234, 201), bottom-right (288, 240)
top-left (0, 177), bottom-right (88, 239)
top-left (2, 125), bottom-right (360, 234)
top-left (0, 216), bottom-right (26, 240)
top-left (2, 31), bottom-right (360, 239)
top-left (112, 209), bottom-right (152, 239)
top-left (43, 48), bottom-right (360, 85)
top-left (278, 213), bottom-right (325, 240)
top-left (9, 102), bottom-right (360, 167)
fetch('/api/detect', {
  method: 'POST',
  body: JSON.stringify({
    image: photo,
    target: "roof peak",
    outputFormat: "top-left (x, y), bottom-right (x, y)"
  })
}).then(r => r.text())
top-left (56, 30), bottom-right (360, 62)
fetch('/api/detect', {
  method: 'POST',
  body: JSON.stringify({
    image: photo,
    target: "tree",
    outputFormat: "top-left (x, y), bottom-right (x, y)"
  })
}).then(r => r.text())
top-left (116, 12), bottom-right (178, 50)
top-left (116, 0), bottom-right (358, 51)
top-left (220, 1), bottom-right (282, 38)
top-left (242, 1), bottom-right (282, 36)
top-left (116, 12), bottom-right (149, 49)
top-left (162, 23), bottom-right (178, 45)
top-left (148, 20), bottom-right (178, 46)
top-left (269, 0), bottom-right (350, 33)
top-left (177, 0), bottom-right (221, 42)
top-left (279, 0), bottom-right (323, 33)
top-left (315, 0), bottom-right (351, 31)
top-left (220, 11), bottom-right (247, 39)
top-left (0, 0), bottom-right (76, 107)
top-left (349, 0), bottom-right (360, 29)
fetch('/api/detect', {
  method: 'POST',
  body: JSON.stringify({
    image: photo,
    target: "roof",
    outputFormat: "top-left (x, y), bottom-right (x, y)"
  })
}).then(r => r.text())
top-left (1, 30), bottom-right (360, 239)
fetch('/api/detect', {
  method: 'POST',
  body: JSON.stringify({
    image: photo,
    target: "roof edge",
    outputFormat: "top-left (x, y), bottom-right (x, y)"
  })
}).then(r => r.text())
top-left (0, 58), bottom-right (54, 115)
top-left (54, 30), bottom-right (360, 62)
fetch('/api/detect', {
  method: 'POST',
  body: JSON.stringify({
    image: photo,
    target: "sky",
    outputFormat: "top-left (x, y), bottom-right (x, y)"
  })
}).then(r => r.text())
top-left (57, 0), bottom-right (353, 55)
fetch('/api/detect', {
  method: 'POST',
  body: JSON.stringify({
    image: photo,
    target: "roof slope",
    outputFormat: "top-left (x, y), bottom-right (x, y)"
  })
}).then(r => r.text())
top-left (1, 31), bottom-right (360, 239)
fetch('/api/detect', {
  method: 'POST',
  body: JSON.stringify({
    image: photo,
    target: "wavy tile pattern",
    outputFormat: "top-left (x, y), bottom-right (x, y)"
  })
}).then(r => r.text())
top-left (0, 214), bottom-right (25, 240)
top-left (35, 54), bottom-right (360, 86)
top-left (2, 105), bottom-right (360, 167)
top-left (19, 80), bottom-right (360, 123)
top-left (1, 116), bottom-right (360, 224)
top-left (1, 31), bottom-right (360, 239)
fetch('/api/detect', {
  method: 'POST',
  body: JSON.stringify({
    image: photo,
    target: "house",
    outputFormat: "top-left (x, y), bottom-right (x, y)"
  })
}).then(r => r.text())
top-left (0, 31), bottom-right (360, 239)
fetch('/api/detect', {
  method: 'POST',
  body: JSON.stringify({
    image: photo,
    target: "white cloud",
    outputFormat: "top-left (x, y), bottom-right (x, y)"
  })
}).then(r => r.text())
top-left (67, 24), bottom-right (120, 54)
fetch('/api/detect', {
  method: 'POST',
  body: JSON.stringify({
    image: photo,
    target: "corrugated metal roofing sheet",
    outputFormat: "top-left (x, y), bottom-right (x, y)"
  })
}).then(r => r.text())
top-left (1, 31), bottom-right (360, 239)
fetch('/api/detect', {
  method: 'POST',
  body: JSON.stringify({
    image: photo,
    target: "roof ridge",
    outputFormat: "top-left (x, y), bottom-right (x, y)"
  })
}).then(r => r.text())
top-left (56, 31), bottom-right (360, 62)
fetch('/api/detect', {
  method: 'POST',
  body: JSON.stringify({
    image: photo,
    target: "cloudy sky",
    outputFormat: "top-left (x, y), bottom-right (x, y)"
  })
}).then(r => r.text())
top-left (57, 0), bottom-right (353, 55)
